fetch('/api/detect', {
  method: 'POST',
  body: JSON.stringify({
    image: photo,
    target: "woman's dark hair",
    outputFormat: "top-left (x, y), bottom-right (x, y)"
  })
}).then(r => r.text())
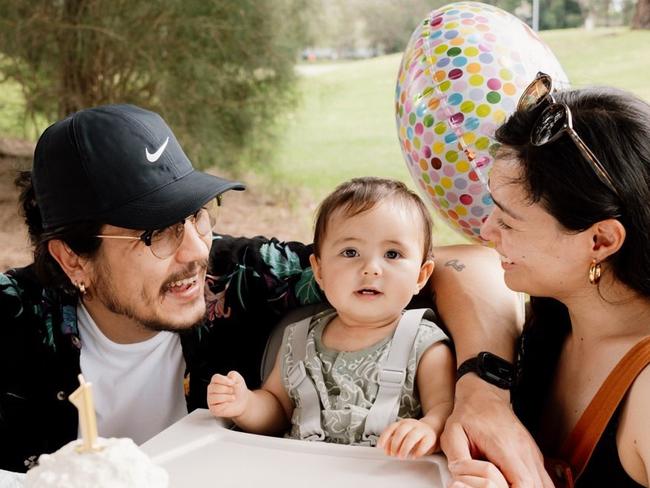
top-left (495, 87), bottom-right (650, 297)
top-left (497, 87), bottom-right (650, 434)
top-left (15, 171), bottom-right (103, 295)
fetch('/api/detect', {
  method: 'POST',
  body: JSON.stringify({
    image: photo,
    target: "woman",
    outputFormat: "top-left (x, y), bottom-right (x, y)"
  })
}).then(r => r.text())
top-left (450, 79), bottom-right (650, 487)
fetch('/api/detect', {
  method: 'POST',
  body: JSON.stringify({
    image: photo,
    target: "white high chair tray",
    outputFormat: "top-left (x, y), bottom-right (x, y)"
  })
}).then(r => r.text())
top-left (142, 409), bottom-right (451, 488)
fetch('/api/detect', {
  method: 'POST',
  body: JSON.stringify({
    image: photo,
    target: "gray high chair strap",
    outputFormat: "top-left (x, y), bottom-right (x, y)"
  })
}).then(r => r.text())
top-left (285, 316), bottom-right (325, 440)
top-left (361, 308), bottom-right (432, 443)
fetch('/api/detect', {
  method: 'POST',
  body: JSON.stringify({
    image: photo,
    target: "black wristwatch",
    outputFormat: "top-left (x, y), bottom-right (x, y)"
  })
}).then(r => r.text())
top-left (456, 352), bottom-right (515, 389)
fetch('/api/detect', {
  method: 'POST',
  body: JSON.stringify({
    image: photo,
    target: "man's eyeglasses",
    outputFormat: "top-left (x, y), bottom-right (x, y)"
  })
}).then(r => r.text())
top-left (96, 197), bottom-right (220, 259)
top-left (518, 72), bottom-right (620, 198)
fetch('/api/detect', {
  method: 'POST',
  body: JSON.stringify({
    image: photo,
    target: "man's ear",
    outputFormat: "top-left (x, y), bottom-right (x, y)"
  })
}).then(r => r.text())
top-left (590, 219), bottom-right (625, 262)
top-left (309, 253), bottom-right (324, 289)
top-left (48, 239), bottom-right (91, 286)
top-left (415, 259), bottom-right (435, 295)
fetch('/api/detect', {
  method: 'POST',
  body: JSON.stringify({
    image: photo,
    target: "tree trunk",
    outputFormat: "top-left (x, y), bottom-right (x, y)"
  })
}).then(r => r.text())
top-left (632, 0), bottom-right (650, 29)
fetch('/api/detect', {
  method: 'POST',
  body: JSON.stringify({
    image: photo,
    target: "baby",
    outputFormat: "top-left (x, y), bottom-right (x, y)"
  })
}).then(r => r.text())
top-left (207, 177), bottom-right (454, 458)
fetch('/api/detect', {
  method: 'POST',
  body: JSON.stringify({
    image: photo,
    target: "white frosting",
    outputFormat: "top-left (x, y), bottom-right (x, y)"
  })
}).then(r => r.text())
top-left (24, 438), bottom-right (168, 488)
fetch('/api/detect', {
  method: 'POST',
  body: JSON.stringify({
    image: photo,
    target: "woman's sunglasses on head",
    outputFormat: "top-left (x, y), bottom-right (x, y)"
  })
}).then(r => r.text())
top-left (518, 72), bottom-right (620, 198)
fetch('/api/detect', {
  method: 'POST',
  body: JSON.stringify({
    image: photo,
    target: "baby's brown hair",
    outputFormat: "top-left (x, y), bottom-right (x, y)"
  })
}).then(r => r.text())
top-left (313, 177), bottom-right (433, 262)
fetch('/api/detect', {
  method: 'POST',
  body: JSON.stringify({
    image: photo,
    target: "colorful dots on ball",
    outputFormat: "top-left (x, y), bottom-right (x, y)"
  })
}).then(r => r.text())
top-left (396, 2), bottom-right (568, 242)
top-left (487, 78), bottom-right (502, 90)
top-left (453, 56), bottom-right (468, 67)
top-left (448, 68), bottom-right (464, 80)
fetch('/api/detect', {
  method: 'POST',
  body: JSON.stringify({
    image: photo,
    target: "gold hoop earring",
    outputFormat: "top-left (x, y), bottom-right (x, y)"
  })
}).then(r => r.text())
top-left (77, 281), bottom-right (87, 295)
top-left (588, 260), bottom-right (601, 285)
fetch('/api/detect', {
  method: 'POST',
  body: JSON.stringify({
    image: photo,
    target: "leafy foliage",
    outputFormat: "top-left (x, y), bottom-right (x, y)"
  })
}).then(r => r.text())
top-left (0, 0), bottom-right (312, 169)
top-left (539, 0), bottom-right (584, 29)
top-left (305, 0), bottom-right (450, 54)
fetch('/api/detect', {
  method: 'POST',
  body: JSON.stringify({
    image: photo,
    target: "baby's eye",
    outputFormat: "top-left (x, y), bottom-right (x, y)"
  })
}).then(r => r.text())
top-left (341, 249), bottom-right (359, 258)
top-left (385, 250), bottom-right (402, 259)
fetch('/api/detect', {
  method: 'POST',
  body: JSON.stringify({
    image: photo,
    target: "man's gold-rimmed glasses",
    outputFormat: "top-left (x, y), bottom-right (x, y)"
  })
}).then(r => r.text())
top-left (96, 197), bottom-right (220, 259)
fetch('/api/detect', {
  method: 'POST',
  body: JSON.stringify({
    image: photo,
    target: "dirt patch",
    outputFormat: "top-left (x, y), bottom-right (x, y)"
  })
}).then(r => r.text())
top-left (0, 154), bottom-right (317, 272)
top-left (214, 170), bottom-right (317, 244)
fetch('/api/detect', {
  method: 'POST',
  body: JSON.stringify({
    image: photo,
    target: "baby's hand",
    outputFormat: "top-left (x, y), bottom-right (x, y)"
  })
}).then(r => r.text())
top-left (377, 418), bottom-right (437, 459)
top-left (207, 371), bottom-right (251, 419)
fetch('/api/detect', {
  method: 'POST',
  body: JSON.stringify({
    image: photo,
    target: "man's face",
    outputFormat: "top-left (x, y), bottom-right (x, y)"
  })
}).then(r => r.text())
top-left (83, 220), bottom-right (212, 343)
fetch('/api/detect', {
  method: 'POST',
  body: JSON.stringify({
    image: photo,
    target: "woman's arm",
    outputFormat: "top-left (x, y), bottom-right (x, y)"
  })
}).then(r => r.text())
top-left (430, 244), bottom-right (524, 363)
top-left (431, 244), bottom-right (553, 488)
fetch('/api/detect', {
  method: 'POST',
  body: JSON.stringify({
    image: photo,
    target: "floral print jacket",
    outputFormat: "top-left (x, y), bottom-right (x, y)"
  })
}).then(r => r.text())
top-left (0, 234), bottom-right (321, 472)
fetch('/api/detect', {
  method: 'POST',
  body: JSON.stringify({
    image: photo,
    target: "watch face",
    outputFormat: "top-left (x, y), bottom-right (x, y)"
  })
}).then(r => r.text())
top-left (479, 352), bottom-right (514, 388)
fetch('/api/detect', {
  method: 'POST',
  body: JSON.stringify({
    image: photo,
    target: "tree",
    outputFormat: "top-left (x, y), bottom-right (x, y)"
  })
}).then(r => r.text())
top-left (632, 0), bottom-right (650, 27)
top-left (0, 0), bottom-right (312, 169)
top-left (305, 0), bottom-right (450, 55)
top-left (359, 0), bottom-right (448, 54)
top-left (538, 0), bottom-right (584, 29)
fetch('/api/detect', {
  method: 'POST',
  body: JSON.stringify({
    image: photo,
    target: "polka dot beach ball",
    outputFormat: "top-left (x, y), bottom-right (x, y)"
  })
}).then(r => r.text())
top-left (395, 2), bottom-right (569, 242)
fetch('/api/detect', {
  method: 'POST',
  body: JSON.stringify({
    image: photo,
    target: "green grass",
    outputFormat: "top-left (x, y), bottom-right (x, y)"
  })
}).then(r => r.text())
top-left (272, 56), bottom-right (409, 191)
top-left (272, 27), bottom-right (650, 244)
top-left (542, 28), bottom-right (650, 101)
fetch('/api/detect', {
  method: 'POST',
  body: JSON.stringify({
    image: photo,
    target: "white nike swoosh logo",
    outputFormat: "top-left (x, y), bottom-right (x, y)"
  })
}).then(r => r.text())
top-left (145, 136), bottom-right (170, 163)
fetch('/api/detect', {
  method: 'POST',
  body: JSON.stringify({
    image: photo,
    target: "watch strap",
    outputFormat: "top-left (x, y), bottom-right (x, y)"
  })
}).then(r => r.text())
top-left (456, 356), bottom-right (479, 381)
top-left (456, 352), bottom-right (514, 389)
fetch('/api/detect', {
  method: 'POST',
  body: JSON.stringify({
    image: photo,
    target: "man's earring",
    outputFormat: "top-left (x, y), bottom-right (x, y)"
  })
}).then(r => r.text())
top-left (76, 281), bottom-right (87, 295)
top-left (588, 259), bottom-right (601, 285)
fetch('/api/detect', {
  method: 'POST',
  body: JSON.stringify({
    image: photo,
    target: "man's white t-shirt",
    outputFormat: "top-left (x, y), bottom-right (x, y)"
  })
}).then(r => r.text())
top-left (77, 304), bottom-right (187, 444)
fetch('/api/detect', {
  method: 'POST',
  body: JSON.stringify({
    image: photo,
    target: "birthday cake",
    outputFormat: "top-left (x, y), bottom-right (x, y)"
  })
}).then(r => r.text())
top-left (24, 437), bottom-right (169, 488)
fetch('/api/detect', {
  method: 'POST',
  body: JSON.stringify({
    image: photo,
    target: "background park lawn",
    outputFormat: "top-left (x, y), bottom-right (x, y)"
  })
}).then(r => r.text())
top-left (272, 26), bottom-right (650, 244)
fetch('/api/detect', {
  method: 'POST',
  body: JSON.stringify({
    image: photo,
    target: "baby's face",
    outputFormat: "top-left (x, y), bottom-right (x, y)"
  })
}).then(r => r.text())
top-left (311, 200), bottom-right (432, 327)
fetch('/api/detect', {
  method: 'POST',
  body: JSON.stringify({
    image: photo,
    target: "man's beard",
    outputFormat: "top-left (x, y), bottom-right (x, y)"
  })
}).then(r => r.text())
top-left (91, 258), bottom-right (209, 333)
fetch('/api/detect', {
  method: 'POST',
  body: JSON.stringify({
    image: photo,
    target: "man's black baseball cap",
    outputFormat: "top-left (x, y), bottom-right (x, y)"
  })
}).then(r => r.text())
top-left (32, 104), bottom-right (245, 230)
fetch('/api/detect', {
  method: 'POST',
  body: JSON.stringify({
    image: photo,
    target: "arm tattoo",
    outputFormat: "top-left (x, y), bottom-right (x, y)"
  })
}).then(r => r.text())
top-left (444, 259), bottom-right (466, 272)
